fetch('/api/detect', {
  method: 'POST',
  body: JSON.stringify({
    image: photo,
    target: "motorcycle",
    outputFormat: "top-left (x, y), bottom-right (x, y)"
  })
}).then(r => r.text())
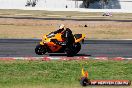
top-left (35, 31), bottom-right (85, 56)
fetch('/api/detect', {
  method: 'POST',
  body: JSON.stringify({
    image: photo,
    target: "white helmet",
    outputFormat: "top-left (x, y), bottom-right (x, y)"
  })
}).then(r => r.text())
top-left (59, 24), bottom-right (65, 29)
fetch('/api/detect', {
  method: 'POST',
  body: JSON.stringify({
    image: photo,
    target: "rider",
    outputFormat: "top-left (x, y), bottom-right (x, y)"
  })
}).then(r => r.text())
top-left (53, 24), bottom-right (75, 46)
top-left (54, 24), bottom-right (65, 34)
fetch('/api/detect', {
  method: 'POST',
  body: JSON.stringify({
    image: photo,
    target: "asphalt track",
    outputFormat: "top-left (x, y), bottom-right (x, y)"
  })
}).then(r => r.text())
top-left (0, 16), bottom-right (132, 22)
top-left (0, 39), bottom-right (132, 58)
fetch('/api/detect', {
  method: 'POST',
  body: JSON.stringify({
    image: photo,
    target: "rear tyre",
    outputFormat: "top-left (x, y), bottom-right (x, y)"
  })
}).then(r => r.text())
top-left (74, 42), bottom-right (81, 54)
top-left (65, 48), bottom-right (74, 57)
top-left (65, 43), bottom-right (81, 57)
top-left (35, 44), bottom-right (46, 55)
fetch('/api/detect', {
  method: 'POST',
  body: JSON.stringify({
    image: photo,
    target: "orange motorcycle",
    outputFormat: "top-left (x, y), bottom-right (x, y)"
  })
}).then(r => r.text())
top-left (35, 31), bottom-right (85, 56)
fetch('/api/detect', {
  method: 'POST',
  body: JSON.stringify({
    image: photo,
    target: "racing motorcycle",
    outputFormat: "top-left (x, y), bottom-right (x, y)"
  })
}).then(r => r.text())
top-left (35, 31), bottom-right (85, 56)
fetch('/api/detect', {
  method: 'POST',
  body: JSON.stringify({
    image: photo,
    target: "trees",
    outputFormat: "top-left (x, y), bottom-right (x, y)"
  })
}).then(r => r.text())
top-left (73, 0), bottom-right (109, 8)
top-left (25, 0), bottom-right (38, 7)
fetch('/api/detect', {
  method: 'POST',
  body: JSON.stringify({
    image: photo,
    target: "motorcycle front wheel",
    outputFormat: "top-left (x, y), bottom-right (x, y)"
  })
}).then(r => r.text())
top-left (35, 44), bottom-right (47, 55)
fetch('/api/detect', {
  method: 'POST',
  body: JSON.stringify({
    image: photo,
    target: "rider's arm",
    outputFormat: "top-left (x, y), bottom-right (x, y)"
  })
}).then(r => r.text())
top-left (54, 29), bottom-right (64, 34)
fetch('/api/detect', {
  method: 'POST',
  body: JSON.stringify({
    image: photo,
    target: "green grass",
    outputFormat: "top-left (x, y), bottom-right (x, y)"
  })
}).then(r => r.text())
top-left (0, 60), bottom-right (132, 88)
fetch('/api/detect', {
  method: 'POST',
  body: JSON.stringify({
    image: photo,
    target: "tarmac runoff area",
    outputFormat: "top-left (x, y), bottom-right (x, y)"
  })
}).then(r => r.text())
top-left (0, 39), bottom-right (132, 61)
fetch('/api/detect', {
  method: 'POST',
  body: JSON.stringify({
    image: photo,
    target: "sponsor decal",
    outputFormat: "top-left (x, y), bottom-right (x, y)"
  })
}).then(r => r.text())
top-left (80, 67), bottom-right (131, 86)
top-left (90, 80), bottom-right (131, 85)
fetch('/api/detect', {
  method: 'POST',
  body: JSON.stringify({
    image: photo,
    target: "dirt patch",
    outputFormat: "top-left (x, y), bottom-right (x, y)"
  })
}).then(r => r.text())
top-left (0, 18), bottom-right (132, 39)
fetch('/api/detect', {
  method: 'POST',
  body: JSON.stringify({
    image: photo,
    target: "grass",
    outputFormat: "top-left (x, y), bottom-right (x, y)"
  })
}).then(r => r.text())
top-left (0, 60), bottom-right (132, 88)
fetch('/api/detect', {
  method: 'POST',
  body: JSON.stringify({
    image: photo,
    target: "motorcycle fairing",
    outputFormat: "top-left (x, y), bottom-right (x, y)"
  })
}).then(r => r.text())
top-left (74, 34), bottom-right (85, 43)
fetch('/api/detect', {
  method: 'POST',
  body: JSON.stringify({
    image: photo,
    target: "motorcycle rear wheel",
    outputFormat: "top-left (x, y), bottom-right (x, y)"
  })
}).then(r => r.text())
top-left (65, 48), bottom-right (74, 57)
top-left (65, 43), bottom-right (81, 57)
top-left (74, 42), bottom-right (81, 54)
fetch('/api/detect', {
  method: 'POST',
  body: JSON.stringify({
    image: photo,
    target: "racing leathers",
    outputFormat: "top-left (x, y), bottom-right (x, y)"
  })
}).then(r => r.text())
top-left (54, 28), bottom-right (64, 34)
top-left (53, 28), bottom-right (75, 46)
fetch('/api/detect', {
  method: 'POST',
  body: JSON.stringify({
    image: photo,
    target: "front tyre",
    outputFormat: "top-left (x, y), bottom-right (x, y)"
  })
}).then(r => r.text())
top-left (35, 44), bottom-right (46, 55)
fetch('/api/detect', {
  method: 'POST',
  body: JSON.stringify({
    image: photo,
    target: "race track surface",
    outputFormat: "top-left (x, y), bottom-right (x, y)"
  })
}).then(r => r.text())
top-left (0, 39), bottom-right (132, 58)
top-left (0, 16), bottom-right (132, 22)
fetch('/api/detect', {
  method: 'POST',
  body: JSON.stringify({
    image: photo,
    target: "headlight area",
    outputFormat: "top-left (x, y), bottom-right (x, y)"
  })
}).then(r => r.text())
top-left (42, 37), bottom-right (50, 43)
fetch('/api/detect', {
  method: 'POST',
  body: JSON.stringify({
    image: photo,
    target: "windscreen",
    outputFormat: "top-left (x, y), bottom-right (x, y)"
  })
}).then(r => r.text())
top-left (46, 32), bottom-right (55, 38)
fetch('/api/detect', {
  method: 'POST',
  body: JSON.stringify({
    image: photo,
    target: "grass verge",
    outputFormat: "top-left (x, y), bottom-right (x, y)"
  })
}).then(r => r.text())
top-left (0, 60), bottom-right (132, 88)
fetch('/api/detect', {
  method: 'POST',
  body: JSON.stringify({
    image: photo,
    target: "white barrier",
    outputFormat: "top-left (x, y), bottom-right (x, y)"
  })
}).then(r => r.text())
top-left (0, 0), bottom-right (132, 13)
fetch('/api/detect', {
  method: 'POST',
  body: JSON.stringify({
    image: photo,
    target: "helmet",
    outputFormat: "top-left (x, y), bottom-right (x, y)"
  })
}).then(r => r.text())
top-left (59, 24), bottom-right (65, 29)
